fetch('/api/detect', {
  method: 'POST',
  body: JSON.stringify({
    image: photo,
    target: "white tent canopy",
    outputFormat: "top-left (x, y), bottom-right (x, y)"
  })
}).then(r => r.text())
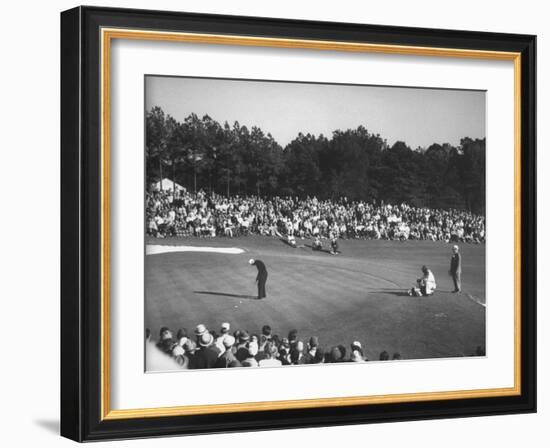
top-left (152, 178), bottom-right (186, 192)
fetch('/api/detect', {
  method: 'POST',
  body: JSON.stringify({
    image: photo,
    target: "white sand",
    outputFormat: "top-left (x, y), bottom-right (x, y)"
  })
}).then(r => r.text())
top-left (146, 244), bottom-right (244, 256)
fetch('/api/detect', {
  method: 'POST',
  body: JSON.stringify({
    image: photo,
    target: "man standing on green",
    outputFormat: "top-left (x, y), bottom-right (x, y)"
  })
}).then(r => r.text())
top-left (249, 258), bottom-right (268, 299)
top-left (449, 245), bottom-right (462, 293)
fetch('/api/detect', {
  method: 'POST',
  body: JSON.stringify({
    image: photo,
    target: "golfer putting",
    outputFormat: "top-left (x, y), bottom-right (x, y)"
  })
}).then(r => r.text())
top-left (249, 258), bottom-right (268, 299)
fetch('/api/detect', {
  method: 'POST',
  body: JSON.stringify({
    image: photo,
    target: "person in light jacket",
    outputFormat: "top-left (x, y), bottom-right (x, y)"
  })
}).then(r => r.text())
top-left (418, 265), bottom-right (437, 296)
top-left (409, 265), bottom-right (437, 297)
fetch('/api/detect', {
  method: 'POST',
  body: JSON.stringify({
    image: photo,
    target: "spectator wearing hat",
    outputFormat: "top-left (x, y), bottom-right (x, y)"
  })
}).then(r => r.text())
top-left (256, 335), bottom-right (269, 362)
top-left (350, 341), bottom-right (366, 361)
top-left (235, 331), bottom-right (251, 362)
top-left (302, 336), bottom-right (320, 364)
top-left (172, 344), bottom-right (190, 368)
top-left (288, 329), bottom-right (299, 351)
top-left (326, 346), bottom-right (344, 363)
top-left (191, 333), bottom-right (219, 369)
top-left (249, 258), bottom-right (268, 299)
top-left (216, 335), bottom-right (237, 368)
top-left (181, 339), bottom-right (197, 367)
top-left (172, 329), bottom-right (189, 356)
top-left (278, 338), bottom-right (292, 365)
top-left (290, 340), bottom-right (306, 365)
top-left (183, 339), bottom-right (196, 355)
top-left (449, 245), bottom-right (462, 293)
top-left (259, 342), bottom-right (282, 367)
top-left (156, 328), bottom-right (175, 355)
top-left (241, 342), bottom-right (259, 367)
top-left (238, 330), bottom-right (250, 344)
top-left (261, 325), bottom-right (272, 341)
top-left (215, 322), bottom-right (231, 353)
top-left (194, 323), bottom-right (208, 343)
top-left (197, 324), bottom-right (222, 357)
top-left (194, 323), bottom-right (207, 335)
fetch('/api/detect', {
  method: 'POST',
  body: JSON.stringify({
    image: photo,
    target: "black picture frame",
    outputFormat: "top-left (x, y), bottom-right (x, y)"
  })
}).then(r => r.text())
top-left (61, 5), bottom-right (536, 442)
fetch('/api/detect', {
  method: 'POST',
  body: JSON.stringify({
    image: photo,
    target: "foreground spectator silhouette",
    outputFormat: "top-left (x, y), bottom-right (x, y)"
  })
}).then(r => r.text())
top-left (146, 321), bottom-right (484, 371)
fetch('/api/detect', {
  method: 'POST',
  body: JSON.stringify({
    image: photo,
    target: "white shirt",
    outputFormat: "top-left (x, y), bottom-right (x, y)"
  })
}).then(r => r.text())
top-left (424, 270), bottom-right (437, 294)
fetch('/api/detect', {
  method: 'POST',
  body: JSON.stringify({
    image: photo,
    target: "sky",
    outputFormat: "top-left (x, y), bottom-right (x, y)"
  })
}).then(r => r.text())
top-left (145, 76), bottom-right (486, 149)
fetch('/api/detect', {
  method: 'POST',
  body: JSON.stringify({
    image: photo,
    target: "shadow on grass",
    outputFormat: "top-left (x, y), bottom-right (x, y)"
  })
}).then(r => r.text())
top-left (369, 289), bottom-right (411, 297)
top-left (194, 291), bottom-right (258, 300)
top-left (371, 288), bottom-right (454, 297)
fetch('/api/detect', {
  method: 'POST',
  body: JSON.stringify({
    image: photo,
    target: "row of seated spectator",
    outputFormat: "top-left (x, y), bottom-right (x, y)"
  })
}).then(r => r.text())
top-left (146, 188), bottom-right (485, 243)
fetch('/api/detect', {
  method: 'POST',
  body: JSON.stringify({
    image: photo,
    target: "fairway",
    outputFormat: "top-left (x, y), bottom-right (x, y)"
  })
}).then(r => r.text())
top-left (145, 236), bottom-right (485, 361)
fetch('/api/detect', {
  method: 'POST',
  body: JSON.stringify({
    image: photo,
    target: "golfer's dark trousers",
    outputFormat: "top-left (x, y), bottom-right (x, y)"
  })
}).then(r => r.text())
top-left (257, 273), bottom-right (267, 299)
top-left (452, 271), bottom-right (461, 291)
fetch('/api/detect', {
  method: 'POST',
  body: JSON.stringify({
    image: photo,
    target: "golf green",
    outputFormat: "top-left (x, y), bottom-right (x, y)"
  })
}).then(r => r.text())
top-left (145, 236), bottom-right (485, 361)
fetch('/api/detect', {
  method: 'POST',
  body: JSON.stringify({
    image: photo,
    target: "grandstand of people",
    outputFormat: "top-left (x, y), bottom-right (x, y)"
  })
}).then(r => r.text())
top-left (146, 189), bottom-right (485, 243)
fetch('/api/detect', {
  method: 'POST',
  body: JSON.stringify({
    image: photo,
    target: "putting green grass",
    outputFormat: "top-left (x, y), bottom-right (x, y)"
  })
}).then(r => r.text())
top-left (145, 236), bottom-right (485, 361)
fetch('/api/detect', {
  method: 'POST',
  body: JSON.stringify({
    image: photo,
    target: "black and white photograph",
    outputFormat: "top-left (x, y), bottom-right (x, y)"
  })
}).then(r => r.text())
top-left (144, 76), bottom-right (486, 372)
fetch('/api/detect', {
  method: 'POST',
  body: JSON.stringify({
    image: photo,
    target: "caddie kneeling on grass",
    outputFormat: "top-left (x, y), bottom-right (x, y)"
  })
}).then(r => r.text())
top-left (409, 265), bottom-right (437, 297)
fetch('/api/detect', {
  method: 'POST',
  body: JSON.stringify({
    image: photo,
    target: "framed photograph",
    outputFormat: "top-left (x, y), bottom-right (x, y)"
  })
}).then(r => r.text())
top-left (60, 6), bottom-right (536, 442)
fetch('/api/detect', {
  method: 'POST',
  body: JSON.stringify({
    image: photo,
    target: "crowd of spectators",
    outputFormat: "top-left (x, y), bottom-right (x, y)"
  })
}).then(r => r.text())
top-left (146, 188), bottom-right (485, 243)
top-left (146, 322), bottom-right (402, 370)
top-left (147, 321), bottom-right (486, 370)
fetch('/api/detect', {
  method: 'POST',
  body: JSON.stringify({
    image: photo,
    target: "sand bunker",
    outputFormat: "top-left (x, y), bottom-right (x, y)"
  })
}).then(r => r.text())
top-left (146, 244), bottom-right (244, 256)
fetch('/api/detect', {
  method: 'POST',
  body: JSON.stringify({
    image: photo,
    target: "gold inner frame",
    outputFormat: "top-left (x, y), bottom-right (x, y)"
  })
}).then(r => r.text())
top-left (100, 27), bottom-right (522, 421)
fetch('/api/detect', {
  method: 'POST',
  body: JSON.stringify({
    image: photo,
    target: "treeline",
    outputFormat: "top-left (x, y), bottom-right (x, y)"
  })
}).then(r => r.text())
top-left (146, 106), bottom-right (485, 214)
